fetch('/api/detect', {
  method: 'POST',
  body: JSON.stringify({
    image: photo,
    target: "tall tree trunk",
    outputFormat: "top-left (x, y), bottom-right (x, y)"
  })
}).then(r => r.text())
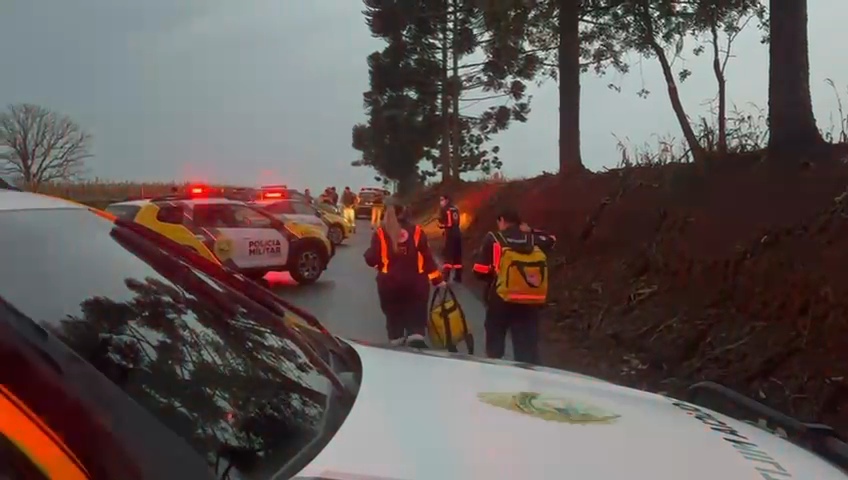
top-left (440, 0), bottom-right (451, 182)
top-left (558, 0), bottom-right (583, 175)
top-left (710, 20), bottom-right (727, 154)
top-left (767, 0), bottom-right (823, 158)
top-left (639, 0), bottom-right (705, 163)
top-left (450, 0), bottom-right (461, 181)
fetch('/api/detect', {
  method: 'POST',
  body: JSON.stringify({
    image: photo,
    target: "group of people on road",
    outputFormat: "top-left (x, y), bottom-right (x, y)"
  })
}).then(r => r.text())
top-left (363, 193), bottom-right (556, 364)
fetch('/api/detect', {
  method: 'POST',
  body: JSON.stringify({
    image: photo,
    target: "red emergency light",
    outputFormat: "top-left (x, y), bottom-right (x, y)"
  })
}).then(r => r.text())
top-left (189, 185), bottom-right (210, 196)
top-left (263, 192), bottom-right (283, 198)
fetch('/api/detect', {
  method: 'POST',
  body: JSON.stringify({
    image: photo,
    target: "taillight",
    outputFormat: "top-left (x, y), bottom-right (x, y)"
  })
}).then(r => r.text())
top-left (264, 192), bottom-right (282, 198)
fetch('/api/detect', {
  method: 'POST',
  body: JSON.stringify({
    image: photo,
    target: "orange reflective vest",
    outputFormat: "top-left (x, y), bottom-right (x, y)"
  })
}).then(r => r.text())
top-left (376, 226), bottom-right (440, 281)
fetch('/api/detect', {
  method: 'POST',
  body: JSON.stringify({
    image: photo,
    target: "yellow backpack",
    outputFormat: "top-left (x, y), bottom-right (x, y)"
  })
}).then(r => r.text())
top-left (494, 232), bottom-right (549, 305)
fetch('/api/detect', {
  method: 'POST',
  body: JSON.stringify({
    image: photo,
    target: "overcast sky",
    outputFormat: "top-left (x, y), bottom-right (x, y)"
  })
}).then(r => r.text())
top-left (1, 1), bottom-right (845, 189)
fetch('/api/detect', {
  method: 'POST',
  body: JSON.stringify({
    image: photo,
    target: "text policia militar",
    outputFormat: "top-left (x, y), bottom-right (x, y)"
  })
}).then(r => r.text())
top-left (248, 239), bottom-right (282, 256)
top-left (670, 400), bottom-right (792, 480)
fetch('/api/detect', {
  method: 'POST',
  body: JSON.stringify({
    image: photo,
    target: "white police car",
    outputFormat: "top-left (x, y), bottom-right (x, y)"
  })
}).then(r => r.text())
top-left (1, 187), bottom-right (845, 479)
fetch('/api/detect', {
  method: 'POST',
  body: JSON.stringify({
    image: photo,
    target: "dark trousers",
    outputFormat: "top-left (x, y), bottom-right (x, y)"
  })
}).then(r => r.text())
top-left (377, 278), bottom-right (429, 341)
top-left (484, 298), bottom-right (541, 364)
top-left (442, 232), bottom-right (463, 281)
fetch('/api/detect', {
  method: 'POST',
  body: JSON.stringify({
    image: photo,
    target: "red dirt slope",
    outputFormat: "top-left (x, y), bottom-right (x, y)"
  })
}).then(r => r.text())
top-left (411, 156), bottom-right (848, 432)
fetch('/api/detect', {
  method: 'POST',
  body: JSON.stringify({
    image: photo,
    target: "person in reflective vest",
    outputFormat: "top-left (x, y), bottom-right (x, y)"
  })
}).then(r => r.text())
top-left (438, 194), bottom-right (463, 283)
top-left (364, 203), bottom-right (445, 345)
top-left (472, 208), bottom-right (556, 364)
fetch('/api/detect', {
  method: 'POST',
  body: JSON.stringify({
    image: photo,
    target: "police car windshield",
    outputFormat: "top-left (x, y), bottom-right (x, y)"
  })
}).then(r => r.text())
top-left (0, 207), bottom-right (353, 478)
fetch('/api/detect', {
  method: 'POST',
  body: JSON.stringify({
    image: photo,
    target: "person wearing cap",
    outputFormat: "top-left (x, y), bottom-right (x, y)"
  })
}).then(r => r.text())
top-left (364, 200), bottom-right (445, 347)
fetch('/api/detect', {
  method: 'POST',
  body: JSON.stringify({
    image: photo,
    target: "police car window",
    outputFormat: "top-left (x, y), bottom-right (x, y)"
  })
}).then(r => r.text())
top-left (263, 201), bottom-right (295, 215)
top-left (231, 205), bottom-right (272, 228)
top-left (155, 205), bottom-right (183, 224)
top-left (0, 208), bottom-right (339, 477)
top-left (0, 432), bottom-right (49, 480)
top-left (104, 205), bottom-right (140, 221)
top-left (291, 202), bottom-right (315, 215)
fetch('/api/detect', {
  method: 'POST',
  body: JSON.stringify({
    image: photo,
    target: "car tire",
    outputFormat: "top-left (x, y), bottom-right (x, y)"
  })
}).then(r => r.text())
top-left (327, 224), bottom-right (344, 245)
top-left (289, 245), bottom-right (326, 285)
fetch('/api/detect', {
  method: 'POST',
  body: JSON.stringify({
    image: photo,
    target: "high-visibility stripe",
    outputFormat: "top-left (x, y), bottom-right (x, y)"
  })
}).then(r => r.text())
top-left (377, 226), bottom-right (425, 274)
top-left (507, 294), bottom-right (546, 301)
top-left (0, 386), bottom-right (88, 480)
top-left (377, 228), bottom-right (389, 273)
top-left (473, 264), bottom-right (491, 274)
top-left (492, 241), bottom-right (503, 273)
top-left (428, 270), bottom-right (441, 280)
top-left (413, 225), bottom-right (424, 273)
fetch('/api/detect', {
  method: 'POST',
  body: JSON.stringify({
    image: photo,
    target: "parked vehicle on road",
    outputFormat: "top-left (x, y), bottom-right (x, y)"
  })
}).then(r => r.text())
top-left (2, 184), bottom-right (847, 480)
top-left (354, 187), bottom-right (390, 219)
top-left (105, 186), bottom-right (333, 284)
top-left (252, 196), bottom-right (353, 246)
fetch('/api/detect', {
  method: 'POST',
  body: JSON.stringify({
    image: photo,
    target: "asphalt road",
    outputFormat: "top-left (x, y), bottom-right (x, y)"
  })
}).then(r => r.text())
top-left (266, 220), bottom-right (510, 357)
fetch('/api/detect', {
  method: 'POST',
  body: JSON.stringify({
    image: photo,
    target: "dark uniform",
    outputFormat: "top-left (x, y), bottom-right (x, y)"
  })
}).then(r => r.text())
top-left (364, 219), bottom-right (444, 341)
top-left (473, 225), bottom-right (556, 364)
top-left (438, 203), bottom-right (463, 282)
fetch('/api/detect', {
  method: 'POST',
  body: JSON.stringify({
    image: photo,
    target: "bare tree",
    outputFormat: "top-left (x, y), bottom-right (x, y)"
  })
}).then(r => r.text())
top-left (0, 104), bottom-right (92, 191)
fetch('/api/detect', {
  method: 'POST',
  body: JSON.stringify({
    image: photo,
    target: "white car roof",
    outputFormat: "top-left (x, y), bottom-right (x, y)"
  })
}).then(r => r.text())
top-left (0, 190), bottom-right (86, 211)
top-left (107, 199), bottom-right (150, 207)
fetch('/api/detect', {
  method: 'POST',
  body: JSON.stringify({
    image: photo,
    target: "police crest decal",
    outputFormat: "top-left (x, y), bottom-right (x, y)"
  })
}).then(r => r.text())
top-left (478, 392), bottom-right (620, 424)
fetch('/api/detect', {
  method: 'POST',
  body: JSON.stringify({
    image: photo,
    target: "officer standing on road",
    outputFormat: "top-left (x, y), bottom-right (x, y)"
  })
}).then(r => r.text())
top-left (364, 200), bottom-right (445, 347)
top-left (438, 195), bottom-right (463, 283)
top-left (370, 191), bottom-right (385, 230)
top-left (341, 186), bottom-right (357, 226)
top-left (330, 186), bottom-right (339, 206)
top-left (303, 188), bottom-right (313, 204)
top-left (472, 209), bottom-right (556, 364)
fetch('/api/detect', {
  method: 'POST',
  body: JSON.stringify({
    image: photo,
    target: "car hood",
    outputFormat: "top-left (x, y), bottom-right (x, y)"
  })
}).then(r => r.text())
top-left (295, 344), bottom-right (845, 480)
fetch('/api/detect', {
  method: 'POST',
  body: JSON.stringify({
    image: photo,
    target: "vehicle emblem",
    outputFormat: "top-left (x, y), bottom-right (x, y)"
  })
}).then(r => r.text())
top-left (478, 392), bottom-right (620, 424)
top-left (214, 238), bottom-right (234, 261)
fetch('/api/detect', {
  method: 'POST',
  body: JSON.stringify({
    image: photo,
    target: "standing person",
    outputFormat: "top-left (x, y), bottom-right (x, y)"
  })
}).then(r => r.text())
top-left (330, 186), bottom-right (339, 206)
top-left (303, 188), bottom-right (313, 204)
top-left (364, 202), bottom-right (445, 346)
top-left (341, 186), bottom-right (357, 226)
top-left (370, 191), bottom-right (385, 230)
top-left (438, 195), bottom-right (463, 283)
top-left (472, 209), bottom-right (556, 364)
top-left (319, 188), bottom-right (333, 205)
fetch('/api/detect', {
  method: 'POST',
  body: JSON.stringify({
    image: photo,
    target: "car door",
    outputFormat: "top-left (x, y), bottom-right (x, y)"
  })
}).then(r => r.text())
top-left (264, 201), bottom-right (328, 235)
top-left (289, 201), bottom-right (330, 234)
top-left (193, 203), bottom-right (288, 270)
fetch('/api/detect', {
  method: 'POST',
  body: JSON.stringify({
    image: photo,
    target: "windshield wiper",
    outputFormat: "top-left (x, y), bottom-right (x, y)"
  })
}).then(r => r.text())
top-left (688, 381), bottom-right (848, 472)
top-left (110, 219), bottom-right (354, 404)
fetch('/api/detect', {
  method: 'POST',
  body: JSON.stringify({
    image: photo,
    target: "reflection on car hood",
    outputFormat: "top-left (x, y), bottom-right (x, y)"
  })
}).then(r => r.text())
top-left (294, 343), bottom-right (845, 480)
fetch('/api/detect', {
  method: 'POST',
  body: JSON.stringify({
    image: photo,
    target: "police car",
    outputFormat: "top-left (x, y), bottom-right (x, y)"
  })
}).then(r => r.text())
top-left (105, 186), bottom-right (334, 284)
top-left (2, 185), bottom-right (848, 479)
top-left (250, 186), bottom-right (354, 246)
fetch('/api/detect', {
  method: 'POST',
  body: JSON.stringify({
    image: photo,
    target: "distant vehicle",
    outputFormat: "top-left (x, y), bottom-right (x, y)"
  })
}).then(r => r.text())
top-left (252, 196), bottom-right (353, 246)
top-left (355, 187), bottom-right (390, 219)
top-left (106, 185), bottom-right (334, 284)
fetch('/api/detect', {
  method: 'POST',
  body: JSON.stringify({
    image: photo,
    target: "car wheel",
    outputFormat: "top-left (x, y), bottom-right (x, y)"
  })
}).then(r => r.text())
top-left (289, 246), bottom-right (325, 285)
top-left (327, 224), bottom-right (344, 245)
